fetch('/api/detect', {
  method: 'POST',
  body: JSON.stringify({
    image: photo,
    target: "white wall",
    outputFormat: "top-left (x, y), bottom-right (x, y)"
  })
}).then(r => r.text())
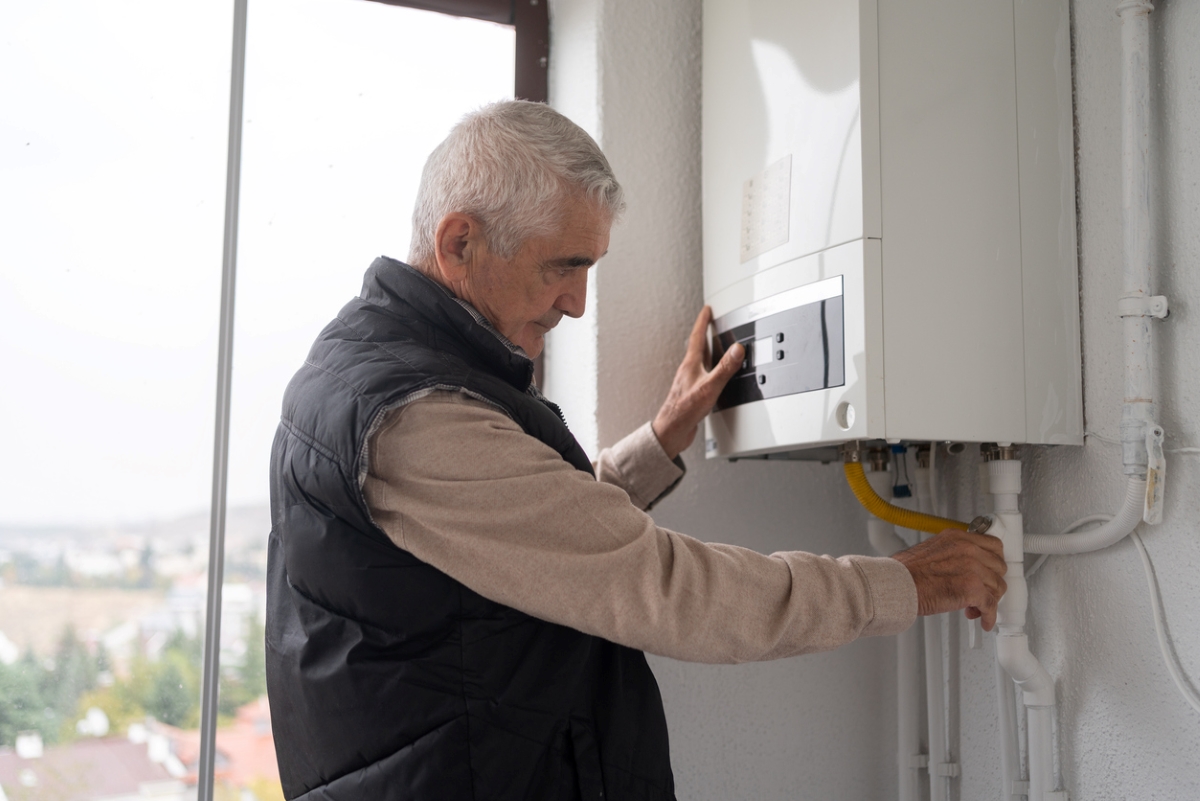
top-left (547, 0), bottom-right (1200, 798)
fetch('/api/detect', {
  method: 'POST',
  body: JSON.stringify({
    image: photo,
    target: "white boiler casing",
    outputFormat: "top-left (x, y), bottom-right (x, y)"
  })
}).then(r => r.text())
top-left (702, 0), bottom-right (1082, 460)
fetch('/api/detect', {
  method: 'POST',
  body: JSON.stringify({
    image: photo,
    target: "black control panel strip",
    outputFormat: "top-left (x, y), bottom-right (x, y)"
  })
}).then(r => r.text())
top-left (711, 285), bottom-right (845, 411)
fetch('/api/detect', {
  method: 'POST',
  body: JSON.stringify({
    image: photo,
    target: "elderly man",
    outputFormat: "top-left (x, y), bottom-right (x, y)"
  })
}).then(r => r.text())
top-left (266, 100), bottom-right (1006, 800)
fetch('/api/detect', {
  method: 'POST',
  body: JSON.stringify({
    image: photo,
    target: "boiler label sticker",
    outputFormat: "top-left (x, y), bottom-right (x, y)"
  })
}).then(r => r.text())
top-left (740, 155), bottom-right (791, 263)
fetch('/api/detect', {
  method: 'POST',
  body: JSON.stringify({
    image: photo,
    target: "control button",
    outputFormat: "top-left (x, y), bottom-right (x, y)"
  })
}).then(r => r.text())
top-left (776, 332), bottom-right (785, 343)
top-left (742, 359), bottom-right (749, 370)
top-left (758, 374), bottom-right (767, 385)
top-left (776, 350), bottom-right (785, 360)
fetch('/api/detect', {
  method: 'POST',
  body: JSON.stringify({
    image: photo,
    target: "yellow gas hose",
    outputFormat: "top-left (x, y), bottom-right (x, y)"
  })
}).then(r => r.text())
top-left (844, 461), bottom-right (970, 535)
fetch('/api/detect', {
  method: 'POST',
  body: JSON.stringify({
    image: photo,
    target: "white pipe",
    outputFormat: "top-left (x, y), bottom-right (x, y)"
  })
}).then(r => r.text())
top-left (928, 444), bottom-right (940, 519)
top-left (989, 459), bottom-right (1061, 801)
top-left (867, 467), bottom-right (908, 555)
top-left (1023, 478), bottom-right (1145, 554)
top-left (898, 624), bottom-right (925, 801)
top-left (924, 614), bottom-right (948, 801)
top-left (868, 517), bottom-right (907, 557)
top-left (913, 463), bottom-right (950, 800)
top-left (1027, 707), bottom-right (1056, 801)
top-left (996, 634), bottom-right (1055, 708)
top-left (993, 655), bottom-right (1021, 801)
top-left (913, 465), bottom-right (932, 516)
top-left (1118, 0), bottom-right (1157, 477)
top-left (865, 465), bottom-right (923, 801)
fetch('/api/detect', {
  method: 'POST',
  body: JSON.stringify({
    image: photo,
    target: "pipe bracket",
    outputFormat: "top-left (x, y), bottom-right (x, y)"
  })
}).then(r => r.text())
top-left (1117, 294), bottom-right (1169, 319)
top-left (1116, 0), bottom-right (1154, 16)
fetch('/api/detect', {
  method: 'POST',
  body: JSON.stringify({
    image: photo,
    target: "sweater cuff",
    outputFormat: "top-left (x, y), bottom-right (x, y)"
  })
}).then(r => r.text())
top-left (852, 556), bottom-right (918, 637)
top-left (606, 422), bottom-right (686, 511)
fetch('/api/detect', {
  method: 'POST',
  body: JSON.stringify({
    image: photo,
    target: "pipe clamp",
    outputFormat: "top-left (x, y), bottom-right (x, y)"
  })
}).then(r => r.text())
top-left (1117, 294), bottom-right (1168, 318)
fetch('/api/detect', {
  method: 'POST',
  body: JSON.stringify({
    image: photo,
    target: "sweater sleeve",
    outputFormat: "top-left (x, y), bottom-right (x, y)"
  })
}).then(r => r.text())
top-left (594, 421), bottom-right (685, 511)
top-left (362, 391), bottom-right (916, 664)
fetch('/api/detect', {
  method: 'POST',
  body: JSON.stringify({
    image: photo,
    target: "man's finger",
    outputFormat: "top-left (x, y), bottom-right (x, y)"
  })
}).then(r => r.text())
top-left (686, 306), bottom-right (714, 361)
top-left (937, 529), bottom-right (1008, 577)
top-left (967, 530), bottom-right (1007, 560)
top-left (706, 342), bottom-right (743, 386)
top-left (974, 538), bottom-right (1009, 578)
top-left (980, 607), bottom-right (997, 631)
top-left (937, 527), bottom-right (1005, 558)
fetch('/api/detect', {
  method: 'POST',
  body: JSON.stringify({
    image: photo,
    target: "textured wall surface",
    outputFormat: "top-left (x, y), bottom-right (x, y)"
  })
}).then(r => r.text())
top-left (542, 0), bottom-right (600, 456)
top-left (547, 0), bottom-right (1200, 798)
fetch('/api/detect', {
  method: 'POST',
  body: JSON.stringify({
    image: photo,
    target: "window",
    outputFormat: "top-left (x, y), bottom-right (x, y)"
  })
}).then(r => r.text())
top-left (0, 1), bottom-right (525, 797)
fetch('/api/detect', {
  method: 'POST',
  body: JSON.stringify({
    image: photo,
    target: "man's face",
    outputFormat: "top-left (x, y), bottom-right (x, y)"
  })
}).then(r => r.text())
top-left (445, 198), bottom-right (611, 358)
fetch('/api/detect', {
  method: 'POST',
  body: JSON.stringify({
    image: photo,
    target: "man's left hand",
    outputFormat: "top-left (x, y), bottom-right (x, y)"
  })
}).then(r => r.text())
top-left (652, 306), bottom-right (744, 460)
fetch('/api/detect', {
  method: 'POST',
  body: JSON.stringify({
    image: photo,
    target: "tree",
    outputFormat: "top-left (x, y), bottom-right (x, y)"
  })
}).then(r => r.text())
top-left (239, 614), bottom-right (266, 700)
top-left (145, 654), bottom-right (193, 727)
top-left (218, 614), bottom-right (267, 718)
top-left (0, 654), bottom-right (46, 747)
top-left (41, 626), bottom-right (98, 741)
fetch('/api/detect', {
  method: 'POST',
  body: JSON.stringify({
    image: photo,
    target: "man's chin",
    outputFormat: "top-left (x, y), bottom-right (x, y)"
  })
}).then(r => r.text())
top-left (523, 335), bottom-right (545, 359)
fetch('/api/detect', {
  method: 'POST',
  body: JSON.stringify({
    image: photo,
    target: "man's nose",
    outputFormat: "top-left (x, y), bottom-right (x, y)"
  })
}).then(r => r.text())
top-left (556, 270), bottom-right (589, 318)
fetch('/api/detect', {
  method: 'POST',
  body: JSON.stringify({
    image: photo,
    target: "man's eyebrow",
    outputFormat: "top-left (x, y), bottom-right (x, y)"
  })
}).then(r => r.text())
top-left (547, 251), bottom-right (606, 269)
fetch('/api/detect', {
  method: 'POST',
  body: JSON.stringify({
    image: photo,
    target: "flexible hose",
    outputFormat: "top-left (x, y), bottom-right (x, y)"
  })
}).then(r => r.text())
top-left (844, 462), bottom-right (969, 534)
top-left (1023, 478), bottom-right (1146, 554)
top-left (1024, 514), bottom-right (1115, 579)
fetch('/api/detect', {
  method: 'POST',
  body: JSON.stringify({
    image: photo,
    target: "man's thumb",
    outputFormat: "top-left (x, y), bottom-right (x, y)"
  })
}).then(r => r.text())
top-left (716, 342), bottom-right (744, 378)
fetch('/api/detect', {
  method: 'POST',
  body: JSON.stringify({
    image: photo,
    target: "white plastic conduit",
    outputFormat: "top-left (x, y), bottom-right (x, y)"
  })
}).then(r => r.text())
top-left (1023, 478), bottom-right (1145, 554)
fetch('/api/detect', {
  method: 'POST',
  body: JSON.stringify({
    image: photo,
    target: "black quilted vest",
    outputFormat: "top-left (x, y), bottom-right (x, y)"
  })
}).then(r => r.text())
top-left (265, 257), bottom-right (675, 800)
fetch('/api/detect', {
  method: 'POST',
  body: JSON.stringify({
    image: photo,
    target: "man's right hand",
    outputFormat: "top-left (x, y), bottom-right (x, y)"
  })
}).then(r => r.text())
top-left (651, 306), bottom-right (744, 460)
top-left (890, 529), bottom-right (1008, 630)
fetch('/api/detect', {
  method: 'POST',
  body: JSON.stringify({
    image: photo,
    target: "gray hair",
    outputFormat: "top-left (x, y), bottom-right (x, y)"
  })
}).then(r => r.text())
top-left (407, 100), bottom-right (625, 268)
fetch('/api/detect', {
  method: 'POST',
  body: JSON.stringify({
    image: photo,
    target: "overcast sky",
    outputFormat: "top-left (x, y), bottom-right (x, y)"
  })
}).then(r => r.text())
top-left (0, 0), bottom-right (514, 527)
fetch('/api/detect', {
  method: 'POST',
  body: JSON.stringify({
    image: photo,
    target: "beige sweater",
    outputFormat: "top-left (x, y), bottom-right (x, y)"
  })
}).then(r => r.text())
top-left (362, 390), bottom-right (916, 664)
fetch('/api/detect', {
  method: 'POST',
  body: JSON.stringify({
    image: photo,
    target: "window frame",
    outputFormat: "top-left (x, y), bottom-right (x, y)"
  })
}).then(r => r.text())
top-left (362, 0), bottom-right (549, 102)
top-left (196, 2), bottom-right (543, 799)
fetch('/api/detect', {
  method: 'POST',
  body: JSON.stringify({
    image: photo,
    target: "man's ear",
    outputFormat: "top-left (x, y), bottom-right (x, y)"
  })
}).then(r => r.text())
top-left (433, 212), bottom-right (480, 285)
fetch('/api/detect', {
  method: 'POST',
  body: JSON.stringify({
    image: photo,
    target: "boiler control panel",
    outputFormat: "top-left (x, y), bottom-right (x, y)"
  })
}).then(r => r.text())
top-left (712, 275), bottom-right (845, 411)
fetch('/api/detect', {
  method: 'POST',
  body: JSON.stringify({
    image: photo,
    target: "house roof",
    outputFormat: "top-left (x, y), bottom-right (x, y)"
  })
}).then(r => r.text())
top-left (159, 696), bottom-right (279, 787)
top-left (0, 738), bottom-right (180, 801)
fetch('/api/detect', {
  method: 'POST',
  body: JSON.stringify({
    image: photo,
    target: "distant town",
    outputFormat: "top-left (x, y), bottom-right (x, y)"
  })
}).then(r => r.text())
top-left (0, 505), bottom-right (280, 801)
